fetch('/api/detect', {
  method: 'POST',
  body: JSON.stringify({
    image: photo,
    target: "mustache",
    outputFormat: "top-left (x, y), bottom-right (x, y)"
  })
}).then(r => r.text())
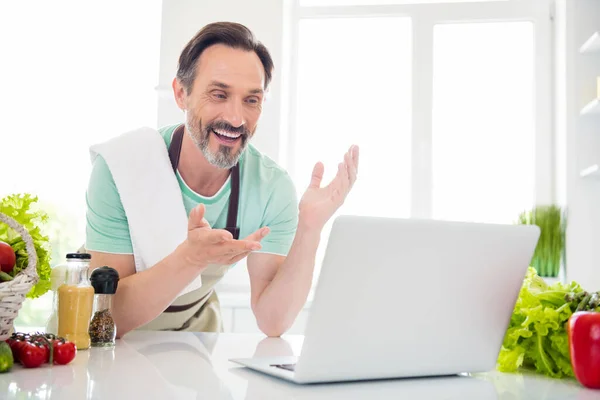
top-left (205, 120), bottom-right (250, 136)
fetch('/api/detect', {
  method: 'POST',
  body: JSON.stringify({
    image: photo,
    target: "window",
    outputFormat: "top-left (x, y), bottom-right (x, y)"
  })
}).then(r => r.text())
top-left (291, 16), bottom-right (413, 269)
top-left (432, 22), bottom-right (536, 224)
top-left (285, 0), bottom-right (553, 283)
top-left (1, 1), bottom-right (162, 330)
top-left (294, 17), bottom-right (413, 217)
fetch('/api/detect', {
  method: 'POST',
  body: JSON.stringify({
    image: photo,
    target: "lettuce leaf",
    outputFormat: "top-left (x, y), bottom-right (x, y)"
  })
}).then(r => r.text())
top-left (496, 267), bottom-right (583, 378)
top-left (0, 193), bottom-right (52, 298)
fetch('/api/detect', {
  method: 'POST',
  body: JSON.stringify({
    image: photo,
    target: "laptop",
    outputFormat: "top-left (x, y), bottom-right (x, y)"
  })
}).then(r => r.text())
top-left (230, 215), bottom-right (540, 384)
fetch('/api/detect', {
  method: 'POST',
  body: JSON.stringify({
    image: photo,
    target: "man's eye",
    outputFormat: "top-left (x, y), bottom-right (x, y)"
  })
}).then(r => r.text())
top-left (246, 97), bottom-right (260, 105)
top-left (212, 92), bottom-right (227, 100)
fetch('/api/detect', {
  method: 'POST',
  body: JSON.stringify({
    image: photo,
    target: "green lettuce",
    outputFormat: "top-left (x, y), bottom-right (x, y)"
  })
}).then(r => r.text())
top-left (497, 267), bottom-right (587, 378)
top-left (0, 193), bottom-right (52, 298)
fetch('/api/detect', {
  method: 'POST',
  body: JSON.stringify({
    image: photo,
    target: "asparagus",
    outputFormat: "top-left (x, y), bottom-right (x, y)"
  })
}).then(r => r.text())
top-left (576, 293), bottom-right (592, 312)
top-left (563, 291), bottom-right (600, 312)
top-left (589, 292), bottom-right (600, 309)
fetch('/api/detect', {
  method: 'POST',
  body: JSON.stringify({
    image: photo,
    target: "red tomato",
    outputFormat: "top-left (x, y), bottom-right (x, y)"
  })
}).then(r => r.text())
top-left (8, 339), bottom-right (28, 364)
top-left (53, 340), bottom-right (76, 365)
top-left (0, 241), bottom-right (16, 273)
top-left (19, 341), bottom-right (48, 368)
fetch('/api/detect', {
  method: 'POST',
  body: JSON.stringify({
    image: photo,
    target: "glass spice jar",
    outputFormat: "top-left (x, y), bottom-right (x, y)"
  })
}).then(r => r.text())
top-left (89, 266), bottom-right (120, 348)
top-left (46, 257), bottom-right (68, 334)
top-left (57, 253), bottom-right (94, 350)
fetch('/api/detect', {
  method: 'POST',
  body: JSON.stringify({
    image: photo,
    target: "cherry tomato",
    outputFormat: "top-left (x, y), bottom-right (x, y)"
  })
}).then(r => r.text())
top-left (8, 339), bottom-right (28, 364)
top-left (0, 241), bottom-right (16, 274)
top-left (53, 340), bottom-right (76, 365)
top-left (19, 341), bottom-right (48, 368)
top-left (6, 338), bottom-right (18, 363)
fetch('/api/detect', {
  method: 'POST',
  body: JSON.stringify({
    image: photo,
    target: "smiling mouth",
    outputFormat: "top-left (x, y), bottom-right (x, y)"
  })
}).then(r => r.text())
top-left (212, 128), bottom-right (242, 144)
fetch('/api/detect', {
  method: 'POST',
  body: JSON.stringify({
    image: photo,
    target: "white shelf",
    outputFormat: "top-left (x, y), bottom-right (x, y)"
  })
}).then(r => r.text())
top-left (580, 31), bottom-right (600, 53)
top-left (580, 98), bottom-right (600, 115)
top-left (581, 164), bottom-right (600, 178)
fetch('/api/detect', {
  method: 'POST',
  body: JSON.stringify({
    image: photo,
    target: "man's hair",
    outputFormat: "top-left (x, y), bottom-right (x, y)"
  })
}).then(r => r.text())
top-left (176, 21), bottom-right (274, 93)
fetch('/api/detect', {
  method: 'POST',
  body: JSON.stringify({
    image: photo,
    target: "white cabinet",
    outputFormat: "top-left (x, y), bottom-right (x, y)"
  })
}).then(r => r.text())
top-left (578, 30), bottom-right (600, 178)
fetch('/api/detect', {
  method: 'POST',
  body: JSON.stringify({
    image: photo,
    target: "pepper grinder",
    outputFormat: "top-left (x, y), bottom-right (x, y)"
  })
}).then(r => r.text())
top-left (89, 266), bottom-right (120, 348)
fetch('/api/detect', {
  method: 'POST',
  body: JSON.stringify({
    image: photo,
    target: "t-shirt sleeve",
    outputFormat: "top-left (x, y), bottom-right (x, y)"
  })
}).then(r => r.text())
top-left (258, 172), bottom-right (299, 256)
top-left (85, 155), bottom-right (134, 254)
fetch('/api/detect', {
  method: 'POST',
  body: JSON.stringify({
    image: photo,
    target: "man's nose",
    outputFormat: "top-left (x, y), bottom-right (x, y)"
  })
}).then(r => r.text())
top-left (224, 99), bottom-right (245, 128)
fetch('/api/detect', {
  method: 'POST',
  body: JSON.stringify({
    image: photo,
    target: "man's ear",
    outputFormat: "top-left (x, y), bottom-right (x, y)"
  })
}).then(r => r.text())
top-left (172, 77), bottom-right (187, 110)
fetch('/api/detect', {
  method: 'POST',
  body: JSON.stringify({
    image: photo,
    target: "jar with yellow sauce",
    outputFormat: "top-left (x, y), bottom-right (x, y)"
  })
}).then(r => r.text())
top-left (57, 253), bottom-right (94, 350)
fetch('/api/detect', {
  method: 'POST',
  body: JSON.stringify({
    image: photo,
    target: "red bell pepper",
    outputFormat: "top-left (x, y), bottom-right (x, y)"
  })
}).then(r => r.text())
top-left (568, 311), bottom-right (600, 389)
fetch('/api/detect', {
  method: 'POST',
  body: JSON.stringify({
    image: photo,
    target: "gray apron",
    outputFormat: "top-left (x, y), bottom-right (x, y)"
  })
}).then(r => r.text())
top-left (137, 263), bottom-right (232, 332)
top-left (138, 124), bottom-right (242, 332)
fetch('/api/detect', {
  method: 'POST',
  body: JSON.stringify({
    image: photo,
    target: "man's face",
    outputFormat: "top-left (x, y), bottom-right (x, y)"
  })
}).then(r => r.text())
top-left (176, 44), bottom-right (265, 169)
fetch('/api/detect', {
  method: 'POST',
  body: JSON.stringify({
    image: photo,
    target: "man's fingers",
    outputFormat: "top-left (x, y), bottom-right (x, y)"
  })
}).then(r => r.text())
top-left (351, 144), bottom-right (359, 171)
top-left (240, 239), bottom-right (262, 251)
top-left (227, 251), bottom-right (252, 265)
top-left (210, 229), bottom-right (234, 243)
top-left (219, 238), bottom-right (262, 253)
top-left (244, 227), bottom-right (270, 242)
top-left (324, 161), bottom-right (342, 193)
top-left (337, 162), bottom-right (350, 195)
top-left (345, 151), bottom-right (357, 188)
top-left (188, 203), bottom-right (210, 231)
top-left (309, 162), bottom-right (325, 189)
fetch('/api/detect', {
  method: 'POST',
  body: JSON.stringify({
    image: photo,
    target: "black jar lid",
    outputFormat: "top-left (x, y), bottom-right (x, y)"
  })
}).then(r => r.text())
top-left (90, 266), bottom-right (120, 294)
top-left (66, 253), bottom-right (91, 260)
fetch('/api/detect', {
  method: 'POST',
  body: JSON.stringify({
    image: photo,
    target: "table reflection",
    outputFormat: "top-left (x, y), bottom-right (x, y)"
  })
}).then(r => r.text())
top-left (121, 331), bottom-right (234, 400)
top-left (2, 331), bottom-right (597, 400)
top-left (234, 368), bottom-right (498, 400)
top-left (230, 335), bottom-right (497, 400)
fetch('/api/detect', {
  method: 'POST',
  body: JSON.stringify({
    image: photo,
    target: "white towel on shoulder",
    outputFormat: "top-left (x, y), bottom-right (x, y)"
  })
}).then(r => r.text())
top-left (89, 126), bottom-right (202, 296)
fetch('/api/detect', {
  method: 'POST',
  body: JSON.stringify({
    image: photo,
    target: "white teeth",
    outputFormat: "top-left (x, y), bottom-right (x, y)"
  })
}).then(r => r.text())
top-left (214, 129), bottom-right (241, 139)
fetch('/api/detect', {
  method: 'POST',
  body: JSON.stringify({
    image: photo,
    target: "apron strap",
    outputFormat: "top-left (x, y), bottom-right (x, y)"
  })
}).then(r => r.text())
top-left (168, 125), bottom-right (185, 172)
top-left (226, 165), bottom-right (240, 240)
top-left (168, 124), bottom-right (241, 239)
top-left (163, 294), bottom-right (206, 313)
top-left (163, 125), bottom-right (239, 317)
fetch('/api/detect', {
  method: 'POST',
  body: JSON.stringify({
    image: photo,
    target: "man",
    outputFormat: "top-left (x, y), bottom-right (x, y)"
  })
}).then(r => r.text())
top-left (85, 21), bottom-right (359, 337)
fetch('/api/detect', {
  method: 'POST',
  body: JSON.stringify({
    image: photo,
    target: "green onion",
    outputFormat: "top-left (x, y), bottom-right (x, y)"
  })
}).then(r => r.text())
top-left (516, 205), bottom-right (566, 277)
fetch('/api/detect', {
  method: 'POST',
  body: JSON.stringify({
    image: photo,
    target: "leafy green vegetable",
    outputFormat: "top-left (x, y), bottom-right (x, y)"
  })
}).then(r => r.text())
top-left (496, 267), bottom-right (599, 378)
top-left (0, 193), bottom-right (52, 298)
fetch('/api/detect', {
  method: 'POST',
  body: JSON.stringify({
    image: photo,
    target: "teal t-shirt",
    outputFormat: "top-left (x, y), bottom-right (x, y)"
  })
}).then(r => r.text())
top-left (85, 124), bottom-right (299, 257)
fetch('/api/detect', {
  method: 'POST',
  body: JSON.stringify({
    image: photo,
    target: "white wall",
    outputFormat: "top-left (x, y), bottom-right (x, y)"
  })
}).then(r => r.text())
top-left (156, 0), bottom-right (286, 162)
top-left (559, 0), bottom-right (600, 290)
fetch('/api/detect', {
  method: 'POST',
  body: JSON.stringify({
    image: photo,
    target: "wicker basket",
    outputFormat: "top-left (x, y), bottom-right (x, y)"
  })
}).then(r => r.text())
top-left (0, 211), bottom-right (39, 341)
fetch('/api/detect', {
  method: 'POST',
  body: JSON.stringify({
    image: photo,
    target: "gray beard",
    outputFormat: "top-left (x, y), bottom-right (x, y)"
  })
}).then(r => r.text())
top-left (187, 122), bottom-right (244, 169)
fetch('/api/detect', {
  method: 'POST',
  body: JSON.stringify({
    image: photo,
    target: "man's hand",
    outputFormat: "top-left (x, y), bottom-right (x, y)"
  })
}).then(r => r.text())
top-left (298, 145), bottom-right (359, 231)
top-left (247, 146), bottom-right (358, 336)
top-left (179, 203), bottom-right (270, 269)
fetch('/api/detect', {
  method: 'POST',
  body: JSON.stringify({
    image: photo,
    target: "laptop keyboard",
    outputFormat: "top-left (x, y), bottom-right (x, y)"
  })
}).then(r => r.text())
top-left (271, 363), bottom-right (296, 372)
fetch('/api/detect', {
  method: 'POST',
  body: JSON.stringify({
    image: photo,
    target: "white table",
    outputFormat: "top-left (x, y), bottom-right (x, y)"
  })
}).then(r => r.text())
top-left (1, 330), bottom-right (598, 399)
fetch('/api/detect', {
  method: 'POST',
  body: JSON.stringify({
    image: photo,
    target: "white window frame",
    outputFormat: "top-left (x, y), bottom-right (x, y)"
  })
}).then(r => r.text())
top-left (281, 0), bottom-right (555, 219)
top-left (218, 0), bottom-right (555, 301)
